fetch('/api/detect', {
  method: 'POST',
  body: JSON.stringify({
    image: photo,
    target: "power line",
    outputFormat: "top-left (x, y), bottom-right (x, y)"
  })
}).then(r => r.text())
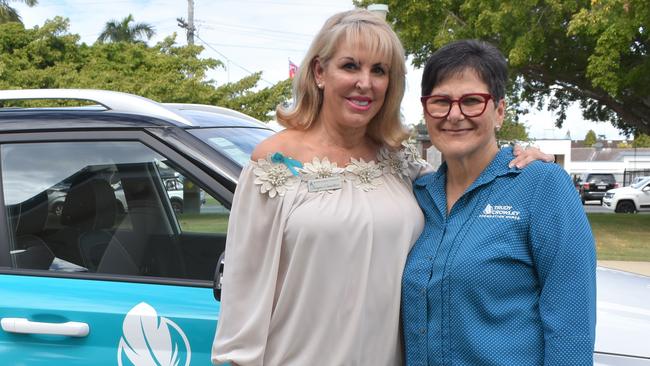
top-left (196, 27), bottom-right (312, 48)
top-left (206, 0), bottom-right (350, 9)
top-left (194, 20), bottom-right (314, 39)
top-left (200, 41), bottom-right (305, 53)
top-left (195, 24), bottom-right (312, 45)
top-left (26, 0), bottom-right (140, 6)
top-left (195, 34), bottom-right (277, 87)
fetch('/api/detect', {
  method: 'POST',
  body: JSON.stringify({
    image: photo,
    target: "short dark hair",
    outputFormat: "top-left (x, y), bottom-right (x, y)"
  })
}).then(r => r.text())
top-left (420, 40), bottom-right (508, 103)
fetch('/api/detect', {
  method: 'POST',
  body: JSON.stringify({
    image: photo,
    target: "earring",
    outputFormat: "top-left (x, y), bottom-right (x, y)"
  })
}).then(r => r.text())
top-left (495, 124), bottom-right (502, 132)
top-left (317, 83), bottom-right (323, 89)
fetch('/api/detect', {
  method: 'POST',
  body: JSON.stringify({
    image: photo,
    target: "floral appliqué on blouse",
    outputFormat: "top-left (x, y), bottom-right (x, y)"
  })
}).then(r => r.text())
top-left (253, 157), bottom-right (300, 198)
top-left (300, 157), bottom-right (345, 180)
top-left (377, 142), bottom-right (428, 182)
top-left (377, 147), bottom-right (410, 180)
top-left (345, 158), bottom-right (383, 191)
top-left (252, 142), bottom-right (425, 197)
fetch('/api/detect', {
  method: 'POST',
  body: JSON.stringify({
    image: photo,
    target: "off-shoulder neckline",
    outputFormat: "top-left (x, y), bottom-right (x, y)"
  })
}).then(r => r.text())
top-left (250, 142), bottom-right (427, 165)
top-left (247, 142), bottom-right (426, 197)
top-left (248, 145), bottom-right (396, 167)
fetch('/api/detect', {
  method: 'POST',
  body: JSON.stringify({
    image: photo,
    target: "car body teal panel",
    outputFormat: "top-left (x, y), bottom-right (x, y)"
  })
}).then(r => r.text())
top-left (0, 274), bottom-right (220, 365)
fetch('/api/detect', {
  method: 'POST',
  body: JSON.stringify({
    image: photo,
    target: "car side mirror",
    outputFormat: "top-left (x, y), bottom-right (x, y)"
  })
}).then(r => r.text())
top-left (213, 251), bottom-right (225, 301)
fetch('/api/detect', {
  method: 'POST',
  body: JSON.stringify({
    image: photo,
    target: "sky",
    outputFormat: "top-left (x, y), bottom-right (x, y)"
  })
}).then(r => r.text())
top-left (14, 0), bottom-right (628, 141)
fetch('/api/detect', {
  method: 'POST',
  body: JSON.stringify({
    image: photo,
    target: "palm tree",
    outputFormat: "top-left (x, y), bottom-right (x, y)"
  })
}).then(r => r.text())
top-left (0, 0), bottom-right (37, 24)
top-left (97, 14), bottom-right (155, 43)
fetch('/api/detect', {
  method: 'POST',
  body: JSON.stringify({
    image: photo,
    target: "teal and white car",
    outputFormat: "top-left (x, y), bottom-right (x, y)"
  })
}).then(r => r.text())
top-left (0, 89), bottom-right (273, 365)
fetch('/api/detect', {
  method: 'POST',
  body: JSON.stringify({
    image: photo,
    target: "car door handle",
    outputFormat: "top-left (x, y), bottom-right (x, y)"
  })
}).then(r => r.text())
top-left (1, 318), bottom-right (89, 337)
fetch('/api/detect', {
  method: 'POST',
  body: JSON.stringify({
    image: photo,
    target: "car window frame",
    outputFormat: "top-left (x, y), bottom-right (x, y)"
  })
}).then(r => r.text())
top-left (584, 173), bottom-right (616, 183)
top-left (146, 126), bottom-right (244, 196)
top-left (0, 129), bottom-right (235, 288)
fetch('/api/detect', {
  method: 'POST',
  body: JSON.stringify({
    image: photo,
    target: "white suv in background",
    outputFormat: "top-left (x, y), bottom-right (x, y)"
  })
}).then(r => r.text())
top-left (603, 177), bottom-right (650, 213)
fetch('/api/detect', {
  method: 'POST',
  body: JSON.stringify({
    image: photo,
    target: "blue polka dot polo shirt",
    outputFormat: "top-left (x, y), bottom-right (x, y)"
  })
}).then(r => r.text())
top-left (402, 147), bottom-right (596, 366)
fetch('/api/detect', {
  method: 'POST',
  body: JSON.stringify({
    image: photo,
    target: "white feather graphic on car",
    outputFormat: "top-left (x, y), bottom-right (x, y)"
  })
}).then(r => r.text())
top-left (118, 302), bottom-right (191, 366)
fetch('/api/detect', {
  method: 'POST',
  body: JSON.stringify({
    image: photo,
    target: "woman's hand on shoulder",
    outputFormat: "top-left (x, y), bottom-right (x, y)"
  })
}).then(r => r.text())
top-left (509, 144), bottom-right (555, 169)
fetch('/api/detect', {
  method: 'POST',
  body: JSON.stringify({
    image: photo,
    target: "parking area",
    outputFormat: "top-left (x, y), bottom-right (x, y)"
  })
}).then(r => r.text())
top-left (583, 201), bottom-right (611, 213)
top-left (583, 200), bottom-right (650, 214)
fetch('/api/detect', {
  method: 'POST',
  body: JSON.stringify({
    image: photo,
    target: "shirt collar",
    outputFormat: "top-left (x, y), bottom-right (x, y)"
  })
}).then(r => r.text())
top-left (414, 146), bottom-right (521, 189)
top-left (414, 164), bottom-right (443, 187)
top-left (413, 147), bottom-right (521, 216)
top-left (469, 146), bottom-right (521, 190)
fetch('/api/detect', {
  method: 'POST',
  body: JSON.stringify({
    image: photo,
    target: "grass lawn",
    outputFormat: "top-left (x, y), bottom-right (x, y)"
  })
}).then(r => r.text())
top-left (588, 213), bottom-right (650, 261)
top-left (177, 213), bottom-right (229, 233)
top-left (203, 196), bottom-right (221, 207)
top-left (176, 211), bottom-right (649, 262)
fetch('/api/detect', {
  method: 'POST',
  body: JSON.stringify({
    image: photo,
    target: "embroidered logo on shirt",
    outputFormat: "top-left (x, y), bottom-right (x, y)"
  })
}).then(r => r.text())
top-left (479, 204), bottom-right (520, 220)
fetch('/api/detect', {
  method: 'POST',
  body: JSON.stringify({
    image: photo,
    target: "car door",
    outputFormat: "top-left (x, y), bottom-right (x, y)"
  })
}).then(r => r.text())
top-left (640, 180), bottom-right (650, 211)
top-left (0, 131), bottom-right (230, 365)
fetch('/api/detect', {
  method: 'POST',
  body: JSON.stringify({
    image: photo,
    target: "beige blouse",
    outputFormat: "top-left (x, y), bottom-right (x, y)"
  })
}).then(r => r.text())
top-left (212, 144), bottom-right (431, 366)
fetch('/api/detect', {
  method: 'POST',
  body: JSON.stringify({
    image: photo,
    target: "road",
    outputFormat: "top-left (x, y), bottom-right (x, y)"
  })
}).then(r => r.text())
top-left (583, 200), bottom-right (650, 214)
top-left (583, 201), bottom-right (611, 213)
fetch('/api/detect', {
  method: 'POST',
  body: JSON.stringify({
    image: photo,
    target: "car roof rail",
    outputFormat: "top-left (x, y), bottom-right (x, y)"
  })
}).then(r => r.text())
top-left (163, 103), bottom-right (266, 126)
top-left (0, 89), bottom-right (193, 126)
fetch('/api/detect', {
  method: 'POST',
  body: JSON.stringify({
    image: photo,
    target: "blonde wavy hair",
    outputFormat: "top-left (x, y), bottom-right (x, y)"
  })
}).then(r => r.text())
top-left (276, 9), bottom-right (408, 147)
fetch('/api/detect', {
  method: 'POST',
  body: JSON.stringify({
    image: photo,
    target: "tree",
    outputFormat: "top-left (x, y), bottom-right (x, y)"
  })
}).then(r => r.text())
top-left (97, 14), bottom-right (155, 44)
top-left (632, 133), bottom-right (650, 148)
top-left (493, 108), bottom-right (530, 142)
top-left (0, 17), bottom-right (292, 122)
top-left (584, 130), bottom-right (597, 146)
top-left (0, 0), bottom-right (37, 24)
top-left (356, 0), bottom-right (650, 135)
top-left (497, 119), bottom-right (529, 142)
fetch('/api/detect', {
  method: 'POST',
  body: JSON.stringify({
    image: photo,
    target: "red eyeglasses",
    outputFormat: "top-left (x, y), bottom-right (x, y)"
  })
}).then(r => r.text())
top-left (420, 93), bottom-right (493, 119)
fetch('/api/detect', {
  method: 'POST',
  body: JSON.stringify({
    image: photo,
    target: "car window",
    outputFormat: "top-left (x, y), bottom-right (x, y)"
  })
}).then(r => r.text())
top-left (630, 177), bottom-right (650, 188)
top-left (189, 127), bottom-right (273, 166)
top-left (158, 165), bottom-right (230, 235)
top-left (586, 174), bottom-right (616, 183)
top-left (631, 177), bottom-right (650, 188)
top-left (1, 141), bottom-right (227, 281)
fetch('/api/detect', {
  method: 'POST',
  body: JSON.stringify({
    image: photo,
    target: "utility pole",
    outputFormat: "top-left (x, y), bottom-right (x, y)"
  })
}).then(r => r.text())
top-left (177, 0), bottom-right (195, 45)
top-left (187, 0), bottom-right (195, 45)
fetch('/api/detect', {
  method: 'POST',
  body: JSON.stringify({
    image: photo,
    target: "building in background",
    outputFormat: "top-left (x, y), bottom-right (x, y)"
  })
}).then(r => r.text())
top-left (570, 147), bottom-right (650, 185)
top-left (415, 132), bottom-right (650, 186)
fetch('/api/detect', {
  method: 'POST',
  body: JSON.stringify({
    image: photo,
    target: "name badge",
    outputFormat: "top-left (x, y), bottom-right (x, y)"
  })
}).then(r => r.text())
top-left (307, 176), bottom-right (342, 192)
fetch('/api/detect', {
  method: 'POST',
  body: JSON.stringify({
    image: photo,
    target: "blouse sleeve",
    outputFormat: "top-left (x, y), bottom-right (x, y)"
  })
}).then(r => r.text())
top-left (394, 142), bottom-right (435, 182)
top-left (528, 165), bottom-right (597, 366)
top-left (211, 163), bottom-right (294, 366)
top-left (406, 159), bottom-right (435, 182)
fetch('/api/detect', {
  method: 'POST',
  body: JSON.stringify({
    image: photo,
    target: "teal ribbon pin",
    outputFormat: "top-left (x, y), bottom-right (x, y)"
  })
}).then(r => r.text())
top-left (271, 152), bottom-right (303, 176)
